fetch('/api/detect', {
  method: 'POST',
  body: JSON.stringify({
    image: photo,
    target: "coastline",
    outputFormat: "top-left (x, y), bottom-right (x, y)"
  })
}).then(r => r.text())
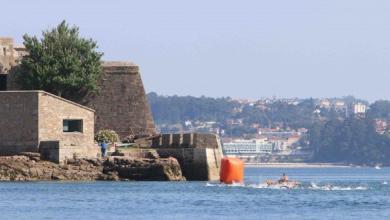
top-left (0, 154), bottom-right (184, 181)
top-left (245, 162), bottom-right (351, 168)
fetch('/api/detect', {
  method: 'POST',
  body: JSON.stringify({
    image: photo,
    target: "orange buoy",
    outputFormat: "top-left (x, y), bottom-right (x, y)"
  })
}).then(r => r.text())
top-left (220, 157), bottom-right (244, 184)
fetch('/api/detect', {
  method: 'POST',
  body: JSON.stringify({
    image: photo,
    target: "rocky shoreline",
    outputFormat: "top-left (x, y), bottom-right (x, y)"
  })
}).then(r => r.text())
top-left (0, 153), bottom-right (184, 181)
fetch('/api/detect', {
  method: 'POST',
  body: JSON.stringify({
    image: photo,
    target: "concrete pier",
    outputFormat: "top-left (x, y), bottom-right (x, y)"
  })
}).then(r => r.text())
top-left (151, 133), bottom-right (223, 181)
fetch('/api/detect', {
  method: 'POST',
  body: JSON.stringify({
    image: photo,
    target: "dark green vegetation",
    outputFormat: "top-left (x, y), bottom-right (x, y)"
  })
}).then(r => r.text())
top-left (313, 100), bottom-right (390, 165)
top-left (17, 21), bottom-right (103, 102)
top-left (148, 93), bottom-right (390, 165)
top-left (148, 92), bottom-right (239, 124)
top-left (308, 118), bottom-right (390, 165)
top-left (368, 100), bottom-right (390, 119)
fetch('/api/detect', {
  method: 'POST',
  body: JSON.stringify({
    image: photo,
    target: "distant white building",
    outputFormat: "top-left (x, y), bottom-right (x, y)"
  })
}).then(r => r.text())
top-left (333, 101), bottom-right (346, 109)
top-left (320, 99), bottom-right (331, 108)
top-left (184, 120), bottom-right (192, 126)
top-left (353, 102), bottom-right (367, 115)
top-left (223, 139), bottom-right (273, 155)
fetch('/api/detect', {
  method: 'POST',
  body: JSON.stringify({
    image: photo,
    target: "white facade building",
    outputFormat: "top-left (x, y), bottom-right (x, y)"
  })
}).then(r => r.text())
top-left (223, 139), bottom-right (273, 155)
top-left (353, 102), bottom-right (367, 115)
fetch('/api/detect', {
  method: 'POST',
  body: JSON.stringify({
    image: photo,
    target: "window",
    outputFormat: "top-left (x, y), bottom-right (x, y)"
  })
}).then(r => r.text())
top-left (3, 48), bottom-right (6, 56)
top-left (0, 74), bottom-right (6, 91)
top-left (63, 119), bottom-right (83, 132)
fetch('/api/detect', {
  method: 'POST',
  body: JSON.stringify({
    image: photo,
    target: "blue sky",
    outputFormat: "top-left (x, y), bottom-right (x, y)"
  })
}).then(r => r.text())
top-left (2, 0), bottom-right (390, 101)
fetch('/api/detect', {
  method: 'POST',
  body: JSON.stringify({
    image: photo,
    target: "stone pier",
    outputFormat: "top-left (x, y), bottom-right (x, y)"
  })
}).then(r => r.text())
top-left (151, 133), bottom-right (223, 181)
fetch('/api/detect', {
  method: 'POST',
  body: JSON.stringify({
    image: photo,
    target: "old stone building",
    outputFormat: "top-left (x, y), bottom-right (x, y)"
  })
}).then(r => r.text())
top-left (0, 90), bottom-right (98, 162)
top-left (0, 37), bottom-right (155, 139)
top-left (0, 37), bottom-right (27, 90)
top-left (0, 38), bottom-right (25, 73)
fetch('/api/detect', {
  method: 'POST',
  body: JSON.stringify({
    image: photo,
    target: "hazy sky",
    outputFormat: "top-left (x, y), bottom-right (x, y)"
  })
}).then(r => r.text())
top-left (2, 0), bottom-right (390, 101)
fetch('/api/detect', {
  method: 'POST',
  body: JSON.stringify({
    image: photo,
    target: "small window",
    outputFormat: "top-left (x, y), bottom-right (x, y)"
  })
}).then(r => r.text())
top-left (3, 48), bottom-right (6, 56)
top-left (63, 119), bottom-right (83, 132)
top-left (0, 74), bottom-right (6, 91)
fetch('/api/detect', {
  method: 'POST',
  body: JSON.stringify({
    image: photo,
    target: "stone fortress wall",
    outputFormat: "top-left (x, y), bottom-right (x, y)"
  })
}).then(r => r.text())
top-left (0, 38), bottom-right (26, 73)
top-left (0, 38), bottom-right (18, 72)
top-left (86, 61), bottom-right (156, 138)
top-left (151, 133), bottom-right (223, 181)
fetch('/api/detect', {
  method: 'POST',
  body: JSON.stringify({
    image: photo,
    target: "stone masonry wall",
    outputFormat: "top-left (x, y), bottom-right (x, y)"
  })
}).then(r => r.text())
top-left (151, 133), bottom-right (223, 180)
top-left (0, 38), bottom-right (16, 73)
top-left (152, 133), bottom-right (220, 149)
top-left (86, 61), bottom-right (155, 138)
top-left (0, 91), bottom-right (39, 154)
top-left (40, 140), bottom-right (98, 163)
top-left (39, 92), bottom-right (98, 159)
top-left (0, 91), bottom-right (99, 160)
top-left (0, 37), bottom-right (26, 74)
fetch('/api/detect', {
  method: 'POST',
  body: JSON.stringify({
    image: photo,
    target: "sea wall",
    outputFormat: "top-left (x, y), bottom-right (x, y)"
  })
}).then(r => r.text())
top-left (151, 133), bottom-right (223, 181)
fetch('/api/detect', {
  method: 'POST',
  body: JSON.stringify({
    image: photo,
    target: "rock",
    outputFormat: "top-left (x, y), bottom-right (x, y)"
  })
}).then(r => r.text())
top-left (111, 150), bottom-right (125, 156)
top-left (103, 156), bottom-right (183, 181)
top-left (98, 171), bottom-right (119, 181)
top-left (145, 151), bottom-right (160, 159)
top-left (0, 155), bottom-right (184, 181)
top-left (19, 152), bottom-right (41, 158)
top-left (52, 173), bottom-right (67, 180)
top-left (0, 156), bottom-right (103, 181)
top-left (19, 152), bottom-right (40, 161)
top-left (122, 135), bottom-right (135, 143)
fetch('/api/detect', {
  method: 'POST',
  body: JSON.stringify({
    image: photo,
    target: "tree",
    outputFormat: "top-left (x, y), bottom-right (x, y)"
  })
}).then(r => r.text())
top-left (368, 100), bottom-right (390, 119)
top-left (309, 117), bottom-right (390, 165)
top-left (17, 20), bottom-right (103, 102)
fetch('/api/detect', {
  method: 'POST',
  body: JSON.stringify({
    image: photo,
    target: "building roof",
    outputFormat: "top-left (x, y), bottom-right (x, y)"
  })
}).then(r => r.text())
top-left (0, 90), bottom-right (95, 112)
top-left (0, 37), bottom-right (14, 43)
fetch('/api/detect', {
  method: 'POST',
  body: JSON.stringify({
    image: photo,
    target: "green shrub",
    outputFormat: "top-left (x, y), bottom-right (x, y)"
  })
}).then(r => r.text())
top-left (95, 129), bottom-right (119, 143)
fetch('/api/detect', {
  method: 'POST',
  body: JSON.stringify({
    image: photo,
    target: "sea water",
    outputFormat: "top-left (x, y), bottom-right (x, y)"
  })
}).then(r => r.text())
top-left (0, 167), bottom-right (390, 220)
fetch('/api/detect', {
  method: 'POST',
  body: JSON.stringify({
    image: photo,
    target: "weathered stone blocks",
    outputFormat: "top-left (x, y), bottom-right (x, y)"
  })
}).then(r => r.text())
top-left (0, 91), bottom-right (97, 163)
top-left (151, 133), bottom-right (223, 181)
top-left (85, 61), bottom-right (156, 139)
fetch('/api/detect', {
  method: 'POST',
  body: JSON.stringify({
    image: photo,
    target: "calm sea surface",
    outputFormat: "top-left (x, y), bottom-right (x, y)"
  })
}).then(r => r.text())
top-left (1, 167), bottom-right (390, 220)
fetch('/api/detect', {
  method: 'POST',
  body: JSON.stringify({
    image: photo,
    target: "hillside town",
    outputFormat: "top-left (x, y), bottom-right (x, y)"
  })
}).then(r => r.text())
top-left (150, 94), bottom-right (390, 163)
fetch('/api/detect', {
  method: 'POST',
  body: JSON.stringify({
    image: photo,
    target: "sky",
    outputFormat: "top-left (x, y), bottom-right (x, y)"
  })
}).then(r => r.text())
top-left (2, 0), bottom-right (390, 101)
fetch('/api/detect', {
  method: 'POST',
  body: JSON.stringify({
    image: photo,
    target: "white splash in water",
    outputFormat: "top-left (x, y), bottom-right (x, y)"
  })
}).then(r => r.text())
top-left (206, 182), bottom-right (216, 187)
top-left (206, 182), bottom-right (296, 190)
top-left (206, 182), bottom-right (245, 188)
top-left (206, 182), bottom-right (368, 191)
top-left (309, 182), bottom-right (367, 191)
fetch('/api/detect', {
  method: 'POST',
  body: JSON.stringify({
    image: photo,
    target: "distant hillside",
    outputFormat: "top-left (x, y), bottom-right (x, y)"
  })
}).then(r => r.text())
top-left (147, 92), bottom-right (387, 134)
top-left (147, 92), bottom-right (238, 124)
